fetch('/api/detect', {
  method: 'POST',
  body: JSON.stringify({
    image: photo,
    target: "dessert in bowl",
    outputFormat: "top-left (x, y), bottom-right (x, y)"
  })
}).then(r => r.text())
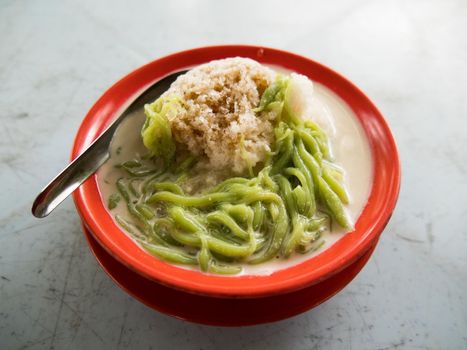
top-left (73, 45), bottom-right (400, 324)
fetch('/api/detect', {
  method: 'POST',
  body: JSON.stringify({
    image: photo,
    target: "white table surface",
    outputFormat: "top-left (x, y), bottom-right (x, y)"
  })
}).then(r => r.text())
top-left (1, 0), bottom-right (466, 349)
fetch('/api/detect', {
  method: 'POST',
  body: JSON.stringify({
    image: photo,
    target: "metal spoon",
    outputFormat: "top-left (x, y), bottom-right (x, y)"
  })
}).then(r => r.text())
top-left (32, 70), bottom-right (187, 218)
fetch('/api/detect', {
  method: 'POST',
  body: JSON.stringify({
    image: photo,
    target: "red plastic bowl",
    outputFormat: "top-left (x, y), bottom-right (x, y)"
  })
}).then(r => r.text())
top-left (73, 46), bottom-right (400, 302)
top-left (82, 223), bottom-right (377, 326)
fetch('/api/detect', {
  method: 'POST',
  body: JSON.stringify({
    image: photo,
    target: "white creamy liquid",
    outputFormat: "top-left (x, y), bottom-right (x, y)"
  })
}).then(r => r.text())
top-left (97, 78), bottom-right (373, 276)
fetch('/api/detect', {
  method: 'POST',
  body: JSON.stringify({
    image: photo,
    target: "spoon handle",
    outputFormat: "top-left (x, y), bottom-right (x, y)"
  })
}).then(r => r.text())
top-left (32, 70), bottom-right (187, 219)
top-left (31, 132), bottom-right (112, 218)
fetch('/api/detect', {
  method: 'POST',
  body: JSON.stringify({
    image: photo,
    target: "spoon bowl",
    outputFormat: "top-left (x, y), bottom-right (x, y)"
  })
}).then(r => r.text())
top-left (31, 70), bottom-right (187, 218)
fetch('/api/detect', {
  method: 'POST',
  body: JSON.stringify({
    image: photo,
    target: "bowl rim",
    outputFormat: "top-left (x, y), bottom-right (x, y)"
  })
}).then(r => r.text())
top-left (72, 45), bottom-right (400, 298)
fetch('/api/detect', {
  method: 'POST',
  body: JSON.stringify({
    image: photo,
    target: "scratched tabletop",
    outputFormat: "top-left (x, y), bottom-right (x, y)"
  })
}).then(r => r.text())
top-left (1, 0), bottom-right (466, 349)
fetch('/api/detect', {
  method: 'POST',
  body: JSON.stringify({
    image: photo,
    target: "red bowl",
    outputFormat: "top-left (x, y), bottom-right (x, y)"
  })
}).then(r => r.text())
top-left (72, 46), bottom-right (400, 316)
top-left (81, 223), bottom-right (377, 326)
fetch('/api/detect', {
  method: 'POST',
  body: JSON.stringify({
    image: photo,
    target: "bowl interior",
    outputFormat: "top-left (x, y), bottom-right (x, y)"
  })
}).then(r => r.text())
top-left (73, 45), bottom-right (400, 297)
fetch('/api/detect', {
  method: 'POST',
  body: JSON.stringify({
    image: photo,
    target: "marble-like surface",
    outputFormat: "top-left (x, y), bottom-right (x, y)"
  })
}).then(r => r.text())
top-left (1, 0), bottom-right (466, 349)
